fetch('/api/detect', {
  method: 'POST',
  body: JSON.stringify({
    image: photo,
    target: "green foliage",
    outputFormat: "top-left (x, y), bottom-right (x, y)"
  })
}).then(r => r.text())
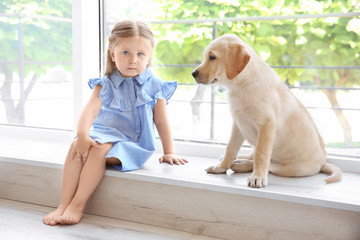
top-left (152, 22), bottom-right (213, 81)
top-left (151, 0), bottom-right (360, 86)
top-left (1, 0), bottom-right (359, 87)
top-left (326, 141), bottom-right (360, 148)
top-left (0, 0), bottom-right (72, 77)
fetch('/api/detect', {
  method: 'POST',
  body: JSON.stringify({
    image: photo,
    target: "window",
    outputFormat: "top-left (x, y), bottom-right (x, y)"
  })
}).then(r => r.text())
top-left (1, 0), bottom-right (358, 161)
top-left (0, 0), bottom-right (73, 130)
top-left (103, 0), bottom-right (360, 158)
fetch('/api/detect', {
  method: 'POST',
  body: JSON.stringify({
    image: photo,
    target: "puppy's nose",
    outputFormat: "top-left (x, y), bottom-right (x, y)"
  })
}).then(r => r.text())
top-left (192, 70), bottom-right (199, 78)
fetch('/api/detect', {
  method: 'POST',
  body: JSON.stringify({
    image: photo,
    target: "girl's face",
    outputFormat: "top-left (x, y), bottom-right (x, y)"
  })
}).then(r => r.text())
top-left (111, 36), bottom-right (152, 78)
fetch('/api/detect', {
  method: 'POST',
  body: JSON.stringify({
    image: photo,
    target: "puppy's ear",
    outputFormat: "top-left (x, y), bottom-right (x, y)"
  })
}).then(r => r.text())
top-left (225, 43), bottom-right (250, 80)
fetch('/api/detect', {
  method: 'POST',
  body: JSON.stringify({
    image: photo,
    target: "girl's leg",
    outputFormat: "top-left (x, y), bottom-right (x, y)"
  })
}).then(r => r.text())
top-left (43, 140), bottom-right (83, 225)
top-left (57, 143), bottom-right (112, 225)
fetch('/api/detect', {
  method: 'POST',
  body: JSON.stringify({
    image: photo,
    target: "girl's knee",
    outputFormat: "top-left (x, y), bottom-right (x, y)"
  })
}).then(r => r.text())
top-left (88, 142), bottom-right (112, 157)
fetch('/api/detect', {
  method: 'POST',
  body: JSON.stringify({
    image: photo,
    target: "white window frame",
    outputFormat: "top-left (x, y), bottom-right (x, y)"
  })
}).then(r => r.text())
top-left (72, 0), bottom-right (101, 127)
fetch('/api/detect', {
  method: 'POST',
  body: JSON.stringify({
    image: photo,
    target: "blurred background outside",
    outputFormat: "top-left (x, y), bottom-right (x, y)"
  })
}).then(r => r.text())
top-left (1, 0), bottom-right (359, 157)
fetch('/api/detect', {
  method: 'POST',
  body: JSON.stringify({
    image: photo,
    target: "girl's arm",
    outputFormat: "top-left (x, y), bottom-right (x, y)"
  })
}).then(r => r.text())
top-left (73, 85), bottom-right (102, 164)
top-left (153, 99), bottom-right (188, 165)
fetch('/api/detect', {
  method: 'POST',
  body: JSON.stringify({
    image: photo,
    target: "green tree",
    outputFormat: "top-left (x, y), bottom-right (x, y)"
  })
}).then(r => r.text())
top-left (152, 0), bottom-right (360, 147)
top-left (0, 0), bottom-right (72, 124)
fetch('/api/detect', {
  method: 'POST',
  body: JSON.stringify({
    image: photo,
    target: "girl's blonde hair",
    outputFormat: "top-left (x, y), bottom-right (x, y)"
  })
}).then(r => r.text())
top-left (105, 20), bottom-right (155, 76)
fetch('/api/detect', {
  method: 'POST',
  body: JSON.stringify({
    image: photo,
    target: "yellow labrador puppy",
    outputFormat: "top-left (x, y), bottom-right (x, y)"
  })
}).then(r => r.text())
top-left (192, 34), bottom-right (342, 188)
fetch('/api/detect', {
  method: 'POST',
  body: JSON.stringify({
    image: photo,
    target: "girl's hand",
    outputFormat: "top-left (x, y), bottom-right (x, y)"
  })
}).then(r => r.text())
top-left (71, 136), bottom-right (99, 165)
top-left (159, 153), bottom-right (188, 165)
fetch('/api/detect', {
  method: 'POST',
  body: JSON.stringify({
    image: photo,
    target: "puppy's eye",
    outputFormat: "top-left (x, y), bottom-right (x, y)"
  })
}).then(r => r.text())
top-left (209, 55), bottom-right (216, 60)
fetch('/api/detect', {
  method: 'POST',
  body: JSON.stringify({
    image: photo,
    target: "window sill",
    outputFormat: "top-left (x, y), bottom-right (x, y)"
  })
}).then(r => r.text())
top-left (0, 131), bottom-right (359, 213)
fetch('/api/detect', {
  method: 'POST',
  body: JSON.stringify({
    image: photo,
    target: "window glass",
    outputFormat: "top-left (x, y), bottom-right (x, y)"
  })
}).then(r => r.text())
top-left (0, 0), bottom-right (73, 130)
top-left (103, 0), bottom-right (360, 157)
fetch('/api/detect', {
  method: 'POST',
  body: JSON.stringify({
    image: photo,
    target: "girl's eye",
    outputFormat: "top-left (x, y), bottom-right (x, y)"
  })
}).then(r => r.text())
top-left (138, 52), bottom-right (145, 57)
top-left (122, 51), bottom-right (129, 55)
top-left (209, 55), bottom-right (216, 60)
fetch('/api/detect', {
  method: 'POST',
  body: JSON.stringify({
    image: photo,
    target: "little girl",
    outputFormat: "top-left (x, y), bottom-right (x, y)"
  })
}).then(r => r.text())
top-left (43, 20), bottom-right (187, 226)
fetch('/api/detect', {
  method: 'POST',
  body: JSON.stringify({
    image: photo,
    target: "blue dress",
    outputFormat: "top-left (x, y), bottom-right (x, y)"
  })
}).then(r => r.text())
top-left (87, 67), bottom-right (177, 171)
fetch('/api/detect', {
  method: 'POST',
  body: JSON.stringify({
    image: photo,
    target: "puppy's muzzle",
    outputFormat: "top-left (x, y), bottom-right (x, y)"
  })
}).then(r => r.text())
top-left (192, 69), bottom-right (199, 79)
top-left (192, 69), bottom-right (214, 84)
top-left (192, 69), bottom-right (203, 84)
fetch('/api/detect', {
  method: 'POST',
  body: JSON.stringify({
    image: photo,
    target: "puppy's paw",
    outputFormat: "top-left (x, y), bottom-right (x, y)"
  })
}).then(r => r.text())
top-left (231, 159), bottom-right (253, 173)
top-left (247, 173), bottom-right (268, 188)
top-left (205, 164), bottom-right (227, 174)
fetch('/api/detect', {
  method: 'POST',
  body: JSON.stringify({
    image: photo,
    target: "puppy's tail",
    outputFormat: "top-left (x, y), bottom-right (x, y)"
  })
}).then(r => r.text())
top-left (320, 163), bottom-right (342, 183)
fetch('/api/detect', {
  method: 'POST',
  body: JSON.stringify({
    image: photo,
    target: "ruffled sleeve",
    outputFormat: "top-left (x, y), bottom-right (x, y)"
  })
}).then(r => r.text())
top-left (88, 76), bottom-right (113, 106)
top-left (154, 81), bottom-right (177, 104)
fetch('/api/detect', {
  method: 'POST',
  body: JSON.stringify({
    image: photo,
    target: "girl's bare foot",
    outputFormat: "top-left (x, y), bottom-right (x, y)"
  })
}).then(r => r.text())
top-left (57, 204), bottom-right (84, 225)
top-left (43, 206), bottom-right (66, 226)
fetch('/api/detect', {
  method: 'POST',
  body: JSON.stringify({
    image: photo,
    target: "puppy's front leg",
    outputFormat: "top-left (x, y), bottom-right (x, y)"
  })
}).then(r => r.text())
top-left (206, 122), bottom-right (244, 174)
top-left (248, 121), bottom-right (276, 188)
